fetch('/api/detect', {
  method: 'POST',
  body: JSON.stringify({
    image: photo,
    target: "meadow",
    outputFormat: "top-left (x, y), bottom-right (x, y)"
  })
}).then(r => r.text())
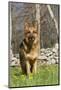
top-left (9, 64), bottom-right (59, 87)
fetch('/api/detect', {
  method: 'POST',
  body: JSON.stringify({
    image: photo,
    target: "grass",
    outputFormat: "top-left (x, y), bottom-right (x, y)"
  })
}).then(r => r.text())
top-left (9, 64), bottom-right (59, 87)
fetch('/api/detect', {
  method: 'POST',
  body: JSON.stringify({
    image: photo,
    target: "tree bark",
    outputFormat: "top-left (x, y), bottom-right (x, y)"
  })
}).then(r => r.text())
top-left (47, 5), bottom-right (58, 35)
top-left (36, 4), bottom-right (40, 56)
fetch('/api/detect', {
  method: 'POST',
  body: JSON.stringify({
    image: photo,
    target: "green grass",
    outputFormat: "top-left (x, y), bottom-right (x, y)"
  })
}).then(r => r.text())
top-left (9, 64), bottom-right (59, 87)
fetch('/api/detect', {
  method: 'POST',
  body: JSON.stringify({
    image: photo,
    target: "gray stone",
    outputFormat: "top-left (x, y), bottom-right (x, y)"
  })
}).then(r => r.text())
top-left (45, 52), bottom-right (52, 57)
top-left (47, 60), bottom-right (52, 64)
top-left (38, 55), bottom-right (47, 60)
top-left (10, 57), bottom-right (20, 66)
top-left (52, 48), bottom-right (57, 53)
top-left (51, 59), bottom-right (56, 64)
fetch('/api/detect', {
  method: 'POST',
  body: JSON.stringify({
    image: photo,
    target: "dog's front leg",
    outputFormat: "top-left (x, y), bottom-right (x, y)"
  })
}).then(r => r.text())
top-left (26, 60), bottom-right (30, 76)
top-left (32, 60), bottom-right (37, 74)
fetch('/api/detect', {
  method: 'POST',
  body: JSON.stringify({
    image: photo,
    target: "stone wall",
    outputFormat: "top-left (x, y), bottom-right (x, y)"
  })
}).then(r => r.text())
top-left (10, 43), bottom-right (59, 66)
top-left (38, 43), bottom-right (59, 64)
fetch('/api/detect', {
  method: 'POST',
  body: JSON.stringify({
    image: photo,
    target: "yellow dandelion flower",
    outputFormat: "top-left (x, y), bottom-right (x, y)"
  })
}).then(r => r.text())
top-left (29, 74), bottom-right (33, 80)
top-left (21, 75), bottom-right (25, 80)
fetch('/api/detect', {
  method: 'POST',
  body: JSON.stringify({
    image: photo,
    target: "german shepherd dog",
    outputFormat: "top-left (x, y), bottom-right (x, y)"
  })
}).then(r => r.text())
top-left (19, 20), bottom-right (39, 76)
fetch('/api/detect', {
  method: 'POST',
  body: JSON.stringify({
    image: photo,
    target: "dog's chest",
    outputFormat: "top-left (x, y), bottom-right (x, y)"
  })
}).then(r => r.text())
top-left (26, 47), bottom-right (38, 60)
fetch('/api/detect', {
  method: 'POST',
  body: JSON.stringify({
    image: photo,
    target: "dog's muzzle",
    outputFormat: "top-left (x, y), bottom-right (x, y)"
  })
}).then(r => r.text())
top-left (28, 35), bottom-right (35, 41)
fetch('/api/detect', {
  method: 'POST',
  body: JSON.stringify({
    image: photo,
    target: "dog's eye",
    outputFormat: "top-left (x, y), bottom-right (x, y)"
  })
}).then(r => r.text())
top-left (27, 31), bottom-right (30, 34)
top-left (33, 31), bottom-right (37, 33)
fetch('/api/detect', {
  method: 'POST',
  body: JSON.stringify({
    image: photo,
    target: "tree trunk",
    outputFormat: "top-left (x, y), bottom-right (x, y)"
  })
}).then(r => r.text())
top-left (36, 4), bottom-right (40, 56)
top-left (47, 5), bottom-right (58, 35)
top-left (9, 3), bottom-right (11, 49)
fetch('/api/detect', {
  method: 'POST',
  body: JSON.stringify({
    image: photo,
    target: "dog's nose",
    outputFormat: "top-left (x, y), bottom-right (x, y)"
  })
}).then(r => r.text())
top-left (29, 35), bottom-right (35, 41)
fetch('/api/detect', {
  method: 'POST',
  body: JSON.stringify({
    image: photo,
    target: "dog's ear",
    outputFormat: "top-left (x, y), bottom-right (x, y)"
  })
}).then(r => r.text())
top-left (24, 22), bottom-right (29, 31)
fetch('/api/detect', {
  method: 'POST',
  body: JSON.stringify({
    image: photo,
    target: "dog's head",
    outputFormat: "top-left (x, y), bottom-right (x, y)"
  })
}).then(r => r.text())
top-left (24, 21), bottom-right (38, 44)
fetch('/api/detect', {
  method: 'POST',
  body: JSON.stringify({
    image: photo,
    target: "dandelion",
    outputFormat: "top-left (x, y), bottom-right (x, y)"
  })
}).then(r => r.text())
top-left (21, 75), bottom-right (26, 80)
top-left (29, 74), bottom-right (33, 80)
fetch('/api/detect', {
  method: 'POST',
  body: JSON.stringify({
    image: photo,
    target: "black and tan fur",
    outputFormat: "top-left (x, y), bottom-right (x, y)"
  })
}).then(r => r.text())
top-left (19, 20), bottom-right (39, 75)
